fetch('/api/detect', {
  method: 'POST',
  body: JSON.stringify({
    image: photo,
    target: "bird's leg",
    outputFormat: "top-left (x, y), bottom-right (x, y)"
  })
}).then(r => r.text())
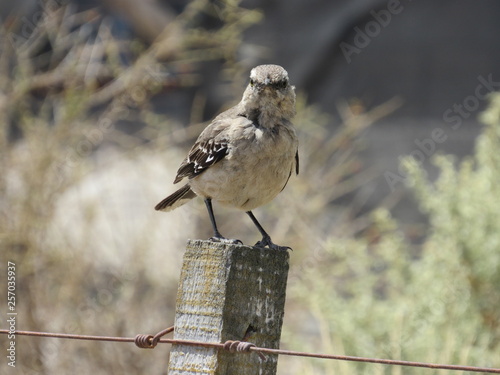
top-left (205, 198), bottom-right (223, 239)
top-left (246, 211), bottom-right (291, 251)
top-left (204, 199), bottom-right (242, 244)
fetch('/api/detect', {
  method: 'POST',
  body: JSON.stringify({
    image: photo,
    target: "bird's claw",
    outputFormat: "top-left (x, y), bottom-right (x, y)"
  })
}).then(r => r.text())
top-left (209, 236), bottom-right (243, 245)
top-left (255, 236), bottom-right (291, 251)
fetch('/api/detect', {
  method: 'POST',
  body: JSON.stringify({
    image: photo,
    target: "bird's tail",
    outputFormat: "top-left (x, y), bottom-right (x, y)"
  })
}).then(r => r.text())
top-left (154, 184), bottom-right (196, 212)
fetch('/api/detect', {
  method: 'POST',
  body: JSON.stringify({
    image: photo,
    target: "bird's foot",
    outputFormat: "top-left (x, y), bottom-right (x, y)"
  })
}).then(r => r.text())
top-left (209, 236), bottom-right (243, 245)
top-left (255, 236), bottom-right (291, 251)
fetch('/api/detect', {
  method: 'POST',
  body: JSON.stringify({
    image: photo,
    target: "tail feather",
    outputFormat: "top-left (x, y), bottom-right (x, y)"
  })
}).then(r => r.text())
top-left (155, 184), bottom-right (196, 212)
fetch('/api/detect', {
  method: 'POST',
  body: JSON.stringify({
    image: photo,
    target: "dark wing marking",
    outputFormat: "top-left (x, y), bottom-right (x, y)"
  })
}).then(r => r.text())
top-left (295, 150), bottom-right (299, 175)
top-left (280, 149), bottom-right (299, 193)
top-left (174, 138), bottom-right (229, 183)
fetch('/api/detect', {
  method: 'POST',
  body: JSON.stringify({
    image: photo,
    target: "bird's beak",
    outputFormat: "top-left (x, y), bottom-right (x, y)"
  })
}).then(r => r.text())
top-left (264, 78), bottom-right (271, 86)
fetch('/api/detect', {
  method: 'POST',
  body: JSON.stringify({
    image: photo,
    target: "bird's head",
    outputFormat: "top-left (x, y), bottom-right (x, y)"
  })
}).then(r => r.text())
top-left (242, 64), bottom-right (296, 123)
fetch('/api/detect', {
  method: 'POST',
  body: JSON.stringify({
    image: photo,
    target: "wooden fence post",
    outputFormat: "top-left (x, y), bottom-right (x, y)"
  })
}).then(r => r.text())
top-left (168, 239), bottom-right (290, 375)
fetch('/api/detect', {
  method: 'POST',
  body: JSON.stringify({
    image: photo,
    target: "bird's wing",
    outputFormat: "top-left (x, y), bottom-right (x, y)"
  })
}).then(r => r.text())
top-left (174, 138), bottom-right (228, 183)
top-left (173, 112), bottom-right (245, 183)
top-left (279, 148), bottom-right (299, 193)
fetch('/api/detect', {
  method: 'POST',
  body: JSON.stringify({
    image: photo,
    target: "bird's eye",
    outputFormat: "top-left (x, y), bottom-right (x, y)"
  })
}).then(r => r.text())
top-left (276, 79), bottom-right (288, 89)
top-left (249, 79), bottom-right (255, 87)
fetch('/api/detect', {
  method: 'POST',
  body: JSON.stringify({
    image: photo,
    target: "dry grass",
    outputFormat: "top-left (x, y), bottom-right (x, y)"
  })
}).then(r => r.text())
top-left (0, 2), bottom-right (380, 374)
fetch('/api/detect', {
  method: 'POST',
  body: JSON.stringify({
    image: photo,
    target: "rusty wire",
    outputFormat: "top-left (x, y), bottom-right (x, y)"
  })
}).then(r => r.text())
top-left (1, 328), bottom-right (500, 373)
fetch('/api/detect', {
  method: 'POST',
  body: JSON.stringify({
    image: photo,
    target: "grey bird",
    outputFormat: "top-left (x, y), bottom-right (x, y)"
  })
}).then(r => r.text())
top-left (155, 64), bottom-right (299, 250)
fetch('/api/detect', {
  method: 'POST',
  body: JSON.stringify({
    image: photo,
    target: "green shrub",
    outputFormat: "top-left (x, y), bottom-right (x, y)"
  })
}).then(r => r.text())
top-left (281, 95), bottom-right (500, 374)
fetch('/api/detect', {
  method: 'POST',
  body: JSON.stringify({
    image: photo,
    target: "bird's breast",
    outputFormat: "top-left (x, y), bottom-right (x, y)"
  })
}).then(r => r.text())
top-left (189, 124), bottom-right (297, 211)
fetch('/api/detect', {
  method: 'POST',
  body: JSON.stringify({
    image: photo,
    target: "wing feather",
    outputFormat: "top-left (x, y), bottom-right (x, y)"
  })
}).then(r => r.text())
top-left (174, 138), bottom-right (229, 183)
top-left (172, 114), bottom-right (241, 184)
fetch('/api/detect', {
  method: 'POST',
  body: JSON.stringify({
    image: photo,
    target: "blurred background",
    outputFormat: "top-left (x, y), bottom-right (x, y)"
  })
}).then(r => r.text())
top-left (1, 0), bottom-right (499, 374)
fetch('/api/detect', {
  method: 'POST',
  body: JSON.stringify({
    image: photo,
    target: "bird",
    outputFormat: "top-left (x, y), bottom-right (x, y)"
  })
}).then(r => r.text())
top-left (155, 64), bottom-right (298, 251)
